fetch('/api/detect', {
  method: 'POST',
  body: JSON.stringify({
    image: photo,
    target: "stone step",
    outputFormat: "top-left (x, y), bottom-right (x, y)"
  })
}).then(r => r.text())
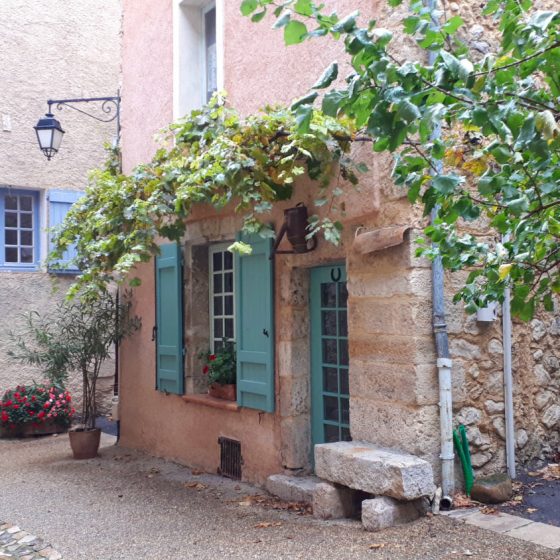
top-left (265, 474), bottom-right (321, 504)
top-left (314, 441), bottom-right (435, 501)
top-left (362, 496), bottom-right (424, 532)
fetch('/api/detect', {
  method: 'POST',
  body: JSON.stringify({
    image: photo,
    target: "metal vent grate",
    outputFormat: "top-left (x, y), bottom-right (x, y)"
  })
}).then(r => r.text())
top-left (218, 436), bottom-right (242, 480)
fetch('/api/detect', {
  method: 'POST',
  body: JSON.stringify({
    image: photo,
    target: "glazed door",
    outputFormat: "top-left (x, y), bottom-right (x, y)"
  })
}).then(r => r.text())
top-left (310, 265), bottom-right (351, 452)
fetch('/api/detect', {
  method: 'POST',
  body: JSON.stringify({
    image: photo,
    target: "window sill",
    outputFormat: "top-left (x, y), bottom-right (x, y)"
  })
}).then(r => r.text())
top-left (182, 393), bottom-right (240, 412)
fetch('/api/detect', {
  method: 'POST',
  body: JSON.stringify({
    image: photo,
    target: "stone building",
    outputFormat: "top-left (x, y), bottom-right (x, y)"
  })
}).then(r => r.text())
top-left (0, 0), bottom-right (121, 408)
top-left (117, 0), bottom-right (560, 497)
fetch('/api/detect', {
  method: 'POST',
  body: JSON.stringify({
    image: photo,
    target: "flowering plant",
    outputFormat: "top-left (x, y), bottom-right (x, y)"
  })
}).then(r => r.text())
top-left (198, 341), bottom-right (236, 386)
top-left (0, 384), bottom-right (75, 431)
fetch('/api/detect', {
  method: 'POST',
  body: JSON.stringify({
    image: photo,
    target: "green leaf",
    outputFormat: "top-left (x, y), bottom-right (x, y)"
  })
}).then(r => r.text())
top-left (294, 104), bottom-right (313, 132)
top-left (432, 175), bottom-right (461, 194)
top-left (312, 62), bottom-right (339, 89)
top-left (294, 0), bottom-right (313, 16)
top-left (291, 91), bottom-right (318, 110)
top-left (240, 0), bottom-right (258, 16)
top-left (387, 0), bottom-right (403, 5)
top-left (403, 16), bottom-right (420, 35)
top-left (284, 20), bottom-right (308, 45)
top-left (321, 90), bottom-right (346, 116)
top-left (396, 99), bottom-right (421, 123)
top-left (371, 28), bottom-right (393, 48)
top-left (251, 10), bottom-right (267, 22)
top-left (442, 15), bottom-right (464, 35)
top-left (530, 11), bottom-right (557, 30)
top-left (332, 11), bottom-right (358, 33)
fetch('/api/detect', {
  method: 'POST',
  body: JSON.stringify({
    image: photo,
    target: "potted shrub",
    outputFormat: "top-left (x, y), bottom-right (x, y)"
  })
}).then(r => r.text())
top-left (9, 293), bottom-right (139, 459)
top-left (0, 384), bottom-right (74, 437)
top-left (199, 341), bottom-right (237, 401)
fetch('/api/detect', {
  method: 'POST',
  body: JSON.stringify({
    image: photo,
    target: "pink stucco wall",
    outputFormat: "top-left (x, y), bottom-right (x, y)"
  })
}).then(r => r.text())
top-left (118, 0), bottom-right (420, 483)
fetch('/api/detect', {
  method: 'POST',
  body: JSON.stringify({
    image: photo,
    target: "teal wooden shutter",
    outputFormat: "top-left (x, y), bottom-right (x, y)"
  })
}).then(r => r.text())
top-left (235, 233), bottom-right (275, 412)
top-left (48, 190), bottom-right (84, 272)
top-left (155, 243), bottom-right (184, 394)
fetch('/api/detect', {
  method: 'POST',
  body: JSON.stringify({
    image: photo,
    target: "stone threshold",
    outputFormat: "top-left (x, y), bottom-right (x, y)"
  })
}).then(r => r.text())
top-left (442, 508), bottom-right (560, 551)
top-left (182, 393), bottom-right (240, 412)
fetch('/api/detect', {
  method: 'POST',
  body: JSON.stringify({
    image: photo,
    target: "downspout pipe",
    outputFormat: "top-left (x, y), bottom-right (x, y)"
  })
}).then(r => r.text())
top-left (502, 265), bottom-right (516, 478)
top-left (426, 0), bottom-right (454, 507)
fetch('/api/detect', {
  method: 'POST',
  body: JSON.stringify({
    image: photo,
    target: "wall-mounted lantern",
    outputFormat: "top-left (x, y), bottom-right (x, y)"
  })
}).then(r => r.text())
top-left (271, 203), bottom-right (317, 258)
top-left (34, 95), bottom-right (120, 160)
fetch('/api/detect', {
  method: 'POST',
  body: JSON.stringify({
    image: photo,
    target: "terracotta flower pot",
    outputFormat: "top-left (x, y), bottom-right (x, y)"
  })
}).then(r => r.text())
top-left (208, 383), bottom-right (237, 401)
top-left (68, 428), bottom-right (101, 460)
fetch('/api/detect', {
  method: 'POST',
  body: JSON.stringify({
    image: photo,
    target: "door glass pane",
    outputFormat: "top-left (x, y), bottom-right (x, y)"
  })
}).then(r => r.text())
top-left (214, 318), bottom-right (223, 338)
top-left (339, 339), bottom-right (349, 366)
top-left (224, 318), bottom-right (234, 339)
top-left (340, 398), bottom-right (350, 424)
top-left (324, 424), bottom-right (339, 443)
top-left (321, 283), bottom-right (337, 308)
top-left (322, 339), bottom-right (337, 364)
top-left (324, 396), bottom-right (339, 422)
top-left (338, 282), bottom-right (348, 307)
top-left (341, 427), bottom-right (351, 441)
top-left (322, 310), bottom-right (337, 336)
top-left (340, 368), bottom-right (349, 395)
top-left (323, 367), bottom-right (338, 393)
top-left (338, 310), bottom-right (348, 336)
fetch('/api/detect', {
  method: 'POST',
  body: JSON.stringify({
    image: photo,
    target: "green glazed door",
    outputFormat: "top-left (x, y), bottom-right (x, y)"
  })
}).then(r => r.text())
top-left (310, 265), bottom-right (351, 450)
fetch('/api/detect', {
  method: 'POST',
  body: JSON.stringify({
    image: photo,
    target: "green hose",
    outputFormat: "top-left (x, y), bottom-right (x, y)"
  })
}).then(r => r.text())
top-left (453, 425), bottom-right (475, 496)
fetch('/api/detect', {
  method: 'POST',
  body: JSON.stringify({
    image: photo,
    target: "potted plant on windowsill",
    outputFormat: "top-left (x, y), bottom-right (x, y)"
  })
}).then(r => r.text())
top-left (199, 341), bottom-right (236, 401)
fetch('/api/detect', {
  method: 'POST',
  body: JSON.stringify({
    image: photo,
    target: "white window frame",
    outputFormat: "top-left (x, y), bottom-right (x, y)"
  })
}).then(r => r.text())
top-left (209, 242), bottom-right (235, 352)
top-left (173, 0), bottom-right (224, 119)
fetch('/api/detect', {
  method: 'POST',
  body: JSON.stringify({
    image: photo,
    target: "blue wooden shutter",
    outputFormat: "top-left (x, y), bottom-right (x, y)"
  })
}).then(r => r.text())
top-left (48, 190), bottom-right (84, 272)
top-left (155, 243), bottom-right (184, 394)
top-left (235, 233), bottom-right (275, 412)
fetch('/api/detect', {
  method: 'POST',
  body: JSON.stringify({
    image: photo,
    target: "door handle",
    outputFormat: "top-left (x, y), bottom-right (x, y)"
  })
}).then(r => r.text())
top-left (263, 329), bottom-right (269, 338)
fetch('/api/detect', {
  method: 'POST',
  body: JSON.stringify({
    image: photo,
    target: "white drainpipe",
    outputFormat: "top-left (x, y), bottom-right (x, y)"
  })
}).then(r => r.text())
top-left (503, 283), bottom-right (516, 478)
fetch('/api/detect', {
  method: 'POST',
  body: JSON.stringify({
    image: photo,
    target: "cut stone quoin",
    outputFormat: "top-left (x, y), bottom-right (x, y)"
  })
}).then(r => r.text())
top-left (314, 441), bottom-right (435, 500)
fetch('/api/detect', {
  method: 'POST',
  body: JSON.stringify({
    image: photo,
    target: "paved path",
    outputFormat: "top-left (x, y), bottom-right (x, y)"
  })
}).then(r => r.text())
top-left (0, 523), bottom-right (62, 559)
top-left (0, 434), bottom-right (558, 560)
top-left (444, 508), bottom-right (560, 551)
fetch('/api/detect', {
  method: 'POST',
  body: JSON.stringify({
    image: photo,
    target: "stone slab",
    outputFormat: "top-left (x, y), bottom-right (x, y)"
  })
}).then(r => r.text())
top-left (505, 521), bottom-right (560, 550)
top-left (362, 497), bottom-right (422, 532)
top-left (314, 441), bottom-right (435, 500)
top-left (265, 474), bottom-right (320, 504)
top-left (464, 511), bottom-right (532, 533)
top-left (313, 482), bottom-right (357, 520)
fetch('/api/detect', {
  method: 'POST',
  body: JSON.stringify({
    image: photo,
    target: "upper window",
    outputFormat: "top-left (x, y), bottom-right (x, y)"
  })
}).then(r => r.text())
top-left (173, 0), bottom-right (222, 118)
top-left (209, 243), bottom-right (235, 352)
top-left (0, 189), bottom-right (39, 270)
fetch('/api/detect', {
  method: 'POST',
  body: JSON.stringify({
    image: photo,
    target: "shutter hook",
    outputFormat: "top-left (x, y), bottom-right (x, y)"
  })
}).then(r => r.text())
top-left (263, 329), bottom-right (269, 337)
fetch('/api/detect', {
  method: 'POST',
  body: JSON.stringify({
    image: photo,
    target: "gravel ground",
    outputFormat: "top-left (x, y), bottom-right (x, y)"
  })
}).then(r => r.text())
top-left (0, 435), bottom-right (557, 560)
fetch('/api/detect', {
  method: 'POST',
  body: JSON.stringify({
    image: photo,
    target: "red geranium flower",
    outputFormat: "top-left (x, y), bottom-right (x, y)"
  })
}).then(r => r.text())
top-left (209, 354), bottom-right (216, 361)
top-left (203, 365), bottom-right (209, 374)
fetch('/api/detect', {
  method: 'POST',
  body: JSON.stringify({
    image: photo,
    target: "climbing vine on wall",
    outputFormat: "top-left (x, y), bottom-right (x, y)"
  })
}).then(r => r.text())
top-left (49, 95), bottom-right (360, 299)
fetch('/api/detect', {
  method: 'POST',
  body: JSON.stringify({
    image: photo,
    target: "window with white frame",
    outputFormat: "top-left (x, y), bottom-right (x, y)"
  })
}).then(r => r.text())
top-left (0, 189), bottom-right (39, 269)
top-left (173, 0), bottom-right (222, 119)
top-left (209, 243), bottom-right (235, 351)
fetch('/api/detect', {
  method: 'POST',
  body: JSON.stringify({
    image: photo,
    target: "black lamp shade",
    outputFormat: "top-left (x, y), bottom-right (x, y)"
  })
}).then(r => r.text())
top-left (34, 113), bottom-right (65, 160)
